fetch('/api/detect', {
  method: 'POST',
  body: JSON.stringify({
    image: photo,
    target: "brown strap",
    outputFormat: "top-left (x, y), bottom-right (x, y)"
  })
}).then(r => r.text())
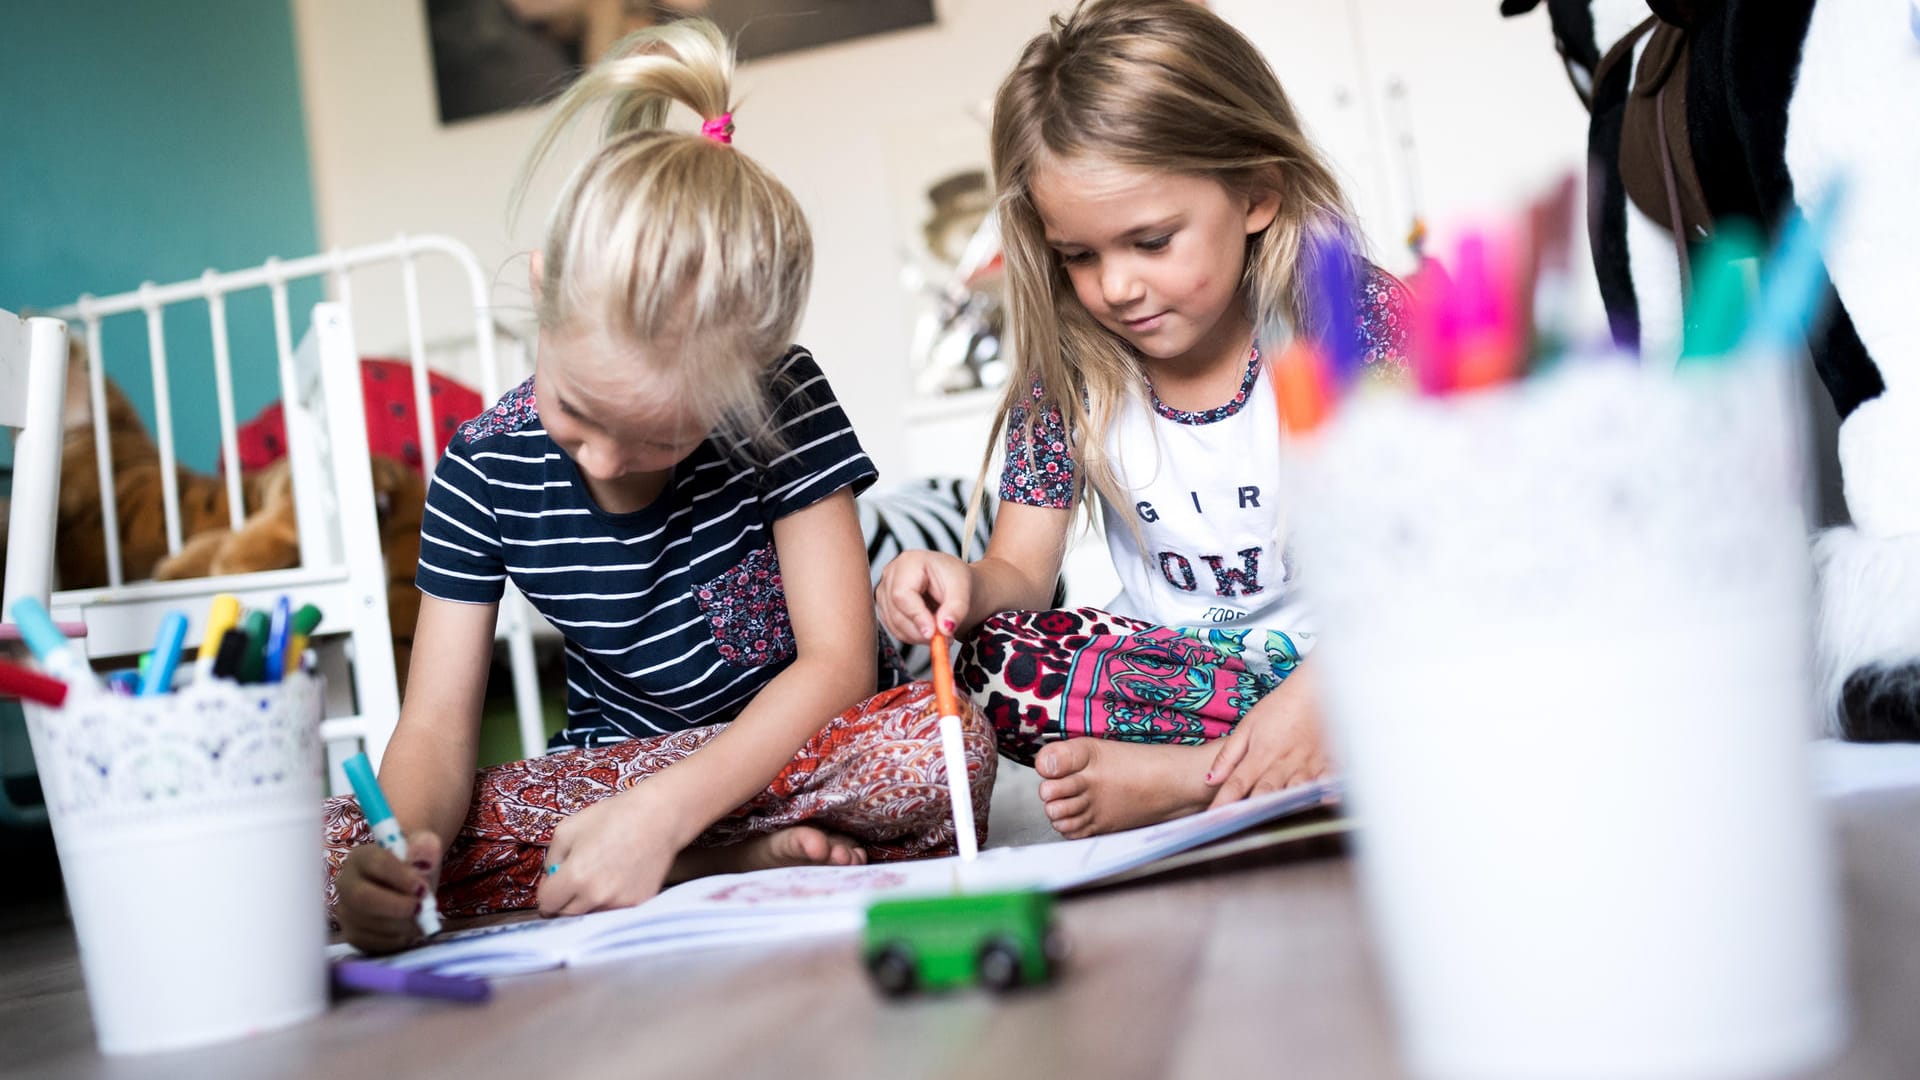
top-left (1592, 17), bottom-right (1660, 98)
top-left (1654, 81), bottom-right (1693, 300)
top-left (1585, 19), bottom-right (1661, 269)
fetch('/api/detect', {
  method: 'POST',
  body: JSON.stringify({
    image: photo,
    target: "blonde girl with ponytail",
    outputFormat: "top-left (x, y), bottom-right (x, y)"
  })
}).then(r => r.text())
top-left (327, 19), bottom-right (994, 953)
top-left (877, 0), bottom-right (1409, 838)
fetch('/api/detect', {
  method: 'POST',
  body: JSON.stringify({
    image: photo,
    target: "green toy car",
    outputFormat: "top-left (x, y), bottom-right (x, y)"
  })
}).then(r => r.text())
top-left (862, 889), bottom-right (1065, 996)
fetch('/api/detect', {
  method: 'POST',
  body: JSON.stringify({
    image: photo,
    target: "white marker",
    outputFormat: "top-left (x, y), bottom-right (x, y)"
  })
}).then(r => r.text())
top-left (928, 635), bottom-right (979, 861)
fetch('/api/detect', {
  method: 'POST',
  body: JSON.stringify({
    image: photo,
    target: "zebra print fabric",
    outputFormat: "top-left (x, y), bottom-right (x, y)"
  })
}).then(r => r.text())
top-left (858, 478), bottom-right (995, 680)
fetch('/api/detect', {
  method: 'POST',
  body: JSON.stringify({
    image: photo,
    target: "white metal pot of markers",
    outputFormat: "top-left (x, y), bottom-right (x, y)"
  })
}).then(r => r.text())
top-left (1293, 355), bottom-right (1848, 1080)
top-left (24, 674), bottom-right (328, 1055)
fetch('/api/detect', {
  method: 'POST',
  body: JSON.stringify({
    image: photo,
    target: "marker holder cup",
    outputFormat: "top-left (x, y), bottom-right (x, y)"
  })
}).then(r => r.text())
top-left (24, 673), bottom-right (327, 1055)
top-left (1293, 357), bottom-right (1847, 1079)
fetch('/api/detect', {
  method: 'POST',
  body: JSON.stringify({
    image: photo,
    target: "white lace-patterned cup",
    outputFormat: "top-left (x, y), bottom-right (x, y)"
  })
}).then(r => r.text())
top-left (1294, 357), bottom-right (1847, 1080)
top-left (25, 674), bottom-right (327, 1055)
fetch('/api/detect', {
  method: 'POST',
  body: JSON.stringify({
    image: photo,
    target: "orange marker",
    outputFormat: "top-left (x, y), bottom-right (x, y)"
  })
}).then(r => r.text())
top-left (927, 634), bottom-right (977, 861)
top-left (929, 634), bottom-right (960, 718)
top-left (1270, 340), bottom-right (1333, 433)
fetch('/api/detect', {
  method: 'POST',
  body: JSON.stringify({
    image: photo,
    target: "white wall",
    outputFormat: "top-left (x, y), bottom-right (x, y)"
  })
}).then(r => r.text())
top-left (292, 0), bottom-right (1071, 481)
top-left (292, 0), bottom-right (1601, 481)
top-left (1215, 0), bottom-right (1601, 288)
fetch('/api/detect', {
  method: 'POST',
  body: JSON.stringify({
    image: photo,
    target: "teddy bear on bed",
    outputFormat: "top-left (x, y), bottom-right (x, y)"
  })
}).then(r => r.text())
top-left (1499, 0), bottom-right (1920, 741)
top-left (48, 342), bottom-right (436, 688)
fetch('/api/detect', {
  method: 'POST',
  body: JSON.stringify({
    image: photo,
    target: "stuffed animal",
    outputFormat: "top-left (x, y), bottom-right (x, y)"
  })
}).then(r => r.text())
top-left (1501, 0), bottom-right (1920, 740)
top-left (42, 341), bottom-right (431, 688)
top-left (53, 339), bottom-right (275, 589)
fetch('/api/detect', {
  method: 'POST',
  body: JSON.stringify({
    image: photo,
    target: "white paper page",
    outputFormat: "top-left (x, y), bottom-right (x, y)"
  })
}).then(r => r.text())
top-left (1812, 738), bottom-right (1920, 800)
top-left (383, 779), bottom-right (1338, 977)
top-left (385, 910), bottom-right (602, 975)
top-left (958, 779), bottom-right (1339, 892)
top-left (390, 861), bottom-right (971, 975)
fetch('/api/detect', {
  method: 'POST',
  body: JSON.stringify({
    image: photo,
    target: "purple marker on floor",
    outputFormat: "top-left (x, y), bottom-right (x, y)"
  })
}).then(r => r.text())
top-left (332, 959), bottom-right (491, 1003)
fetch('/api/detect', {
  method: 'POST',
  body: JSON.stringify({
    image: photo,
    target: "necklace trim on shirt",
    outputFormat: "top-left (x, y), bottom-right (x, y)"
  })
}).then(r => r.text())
top-left (1145, 344), bottom-right (1263, 426)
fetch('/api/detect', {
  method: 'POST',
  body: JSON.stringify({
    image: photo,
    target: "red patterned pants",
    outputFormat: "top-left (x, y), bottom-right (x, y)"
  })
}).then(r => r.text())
top-left (323, 682), bottom-right (994, 922)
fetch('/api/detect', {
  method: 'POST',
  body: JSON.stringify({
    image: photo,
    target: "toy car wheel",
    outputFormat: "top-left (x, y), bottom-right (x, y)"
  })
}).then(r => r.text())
top-left (868, 943), bottom-right (918, 996)
top-left (977, 936), bottom-right (1025, 992)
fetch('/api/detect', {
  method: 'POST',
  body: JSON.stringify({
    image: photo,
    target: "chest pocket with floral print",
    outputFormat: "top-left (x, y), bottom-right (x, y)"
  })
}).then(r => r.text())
top-left (693, 542), bottom-right (796, 667)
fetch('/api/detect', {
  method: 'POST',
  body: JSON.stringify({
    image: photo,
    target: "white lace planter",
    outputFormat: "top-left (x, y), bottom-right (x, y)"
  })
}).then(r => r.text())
top-left (1293, 357), bottom-right (1847, 1080)
top-left (25, 674), bottom-right (328, 1055)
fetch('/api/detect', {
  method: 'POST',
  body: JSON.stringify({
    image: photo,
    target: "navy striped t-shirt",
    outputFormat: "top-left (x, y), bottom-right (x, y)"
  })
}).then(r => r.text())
top-left (417, 347), bottom-right (879, 749)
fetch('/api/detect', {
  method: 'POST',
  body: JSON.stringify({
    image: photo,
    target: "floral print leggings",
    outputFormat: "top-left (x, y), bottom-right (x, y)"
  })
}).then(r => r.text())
top-left (955, 607), bottom-right (1307, 766)
top-left (323, 682), bottom-right (995, 923)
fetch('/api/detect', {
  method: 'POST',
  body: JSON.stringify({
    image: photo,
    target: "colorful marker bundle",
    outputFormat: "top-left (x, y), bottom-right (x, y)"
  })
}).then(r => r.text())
top-left (2, 593), bottom-right (324, 708)
top-left (1269, 174), bottom-right (1844, 434)
top-left (195, 595), bottom-right (323, 688)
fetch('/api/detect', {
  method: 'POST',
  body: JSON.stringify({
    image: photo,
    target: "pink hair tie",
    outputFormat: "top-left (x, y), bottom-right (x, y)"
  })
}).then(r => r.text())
top-left (701, 113), bottom-right (735, 145)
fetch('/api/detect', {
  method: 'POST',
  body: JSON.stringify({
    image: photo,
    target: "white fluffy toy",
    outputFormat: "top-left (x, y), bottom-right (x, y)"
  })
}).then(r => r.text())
top-left (1500, 0), bottom-right (1920, 739)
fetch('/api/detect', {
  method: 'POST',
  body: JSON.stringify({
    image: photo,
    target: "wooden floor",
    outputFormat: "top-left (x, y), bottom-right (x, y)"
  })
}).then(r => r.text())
top-left (6, 796), bottom-right (1920, 1079)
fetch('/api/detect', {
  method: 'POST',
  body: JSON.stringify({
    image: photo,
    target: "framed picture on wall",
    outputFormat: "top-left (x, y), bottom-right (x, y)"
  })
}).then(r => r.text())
top-left (426, 0), bottom-right (938, 125)
top-left (710, 0), bottom-right (937, 61)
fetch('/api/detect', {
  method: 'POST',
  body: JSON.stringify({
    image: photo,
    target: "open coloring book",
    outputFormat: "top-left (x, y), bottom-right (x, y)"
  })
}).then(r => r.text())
top-left (374, 779), bottom-right (1341, 978)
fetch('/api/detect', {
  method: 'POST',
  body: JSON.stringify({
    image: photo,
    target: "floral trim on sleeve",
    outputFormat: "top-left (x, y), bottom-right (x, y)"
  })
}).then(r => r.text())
top-left (458, 377), bottom-right (540, 443)
top-left (1357, 266), bottom-right (1412, 374)
top-left (997, 378), bottom-right (1077, 510)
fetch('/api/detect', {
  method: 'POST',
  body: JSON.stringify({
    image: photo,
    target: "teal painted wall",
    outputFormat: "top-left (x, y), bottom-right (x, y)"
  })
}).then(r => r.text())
top-left (0, 0), bottom-right (323, 471)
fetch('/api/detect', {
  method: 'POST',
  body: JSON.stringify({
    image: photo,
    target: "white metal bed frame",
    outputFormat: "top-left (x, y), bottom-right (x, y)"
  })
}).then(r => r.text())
top-left (46, 236), bottom-right (549, 768)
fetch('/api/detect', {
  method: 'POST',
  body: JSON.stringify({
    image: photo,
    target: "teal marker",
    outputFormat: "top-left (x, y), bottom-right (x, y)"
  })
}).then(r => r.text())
top-left (140, 614), bottom-right (188, 696)
top-left (8, 597), bottom-right (98, 689)
top-left (1750, 181), bottom-right (1846, 354)
top-left (342, 752), bottom-right (442, 937)
top-left (1679, 220), bottom-right (1764, 364)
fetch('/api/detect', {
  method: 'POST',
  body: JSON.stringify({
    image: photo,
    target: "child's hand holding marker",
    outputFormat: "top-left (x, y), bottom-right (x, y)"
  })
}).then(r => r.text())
top-left (338, 752), bottom-right (445, 954)
top-left (876, 550), bottom-right (971, 645)
top-left (334, 835), bottom-right (446, 955)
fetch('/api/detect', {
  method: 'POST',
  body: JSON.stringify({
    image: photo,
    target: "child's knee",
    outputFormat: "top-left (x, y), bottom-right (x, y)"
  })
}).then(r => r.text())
top-left (969, 608), bottom-right (1031, 640)
top-left (322, 792), bottom-right (371, 849)
top-left (847, 688), bottom-right (997, 785)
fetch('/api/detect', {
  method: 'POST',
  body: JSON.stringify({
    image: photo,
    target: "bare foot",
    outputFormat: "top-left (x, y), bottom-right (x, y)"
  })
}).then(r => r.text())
top-left (667, 826), bottom-right (867, 883)
top-left (1033, 739), bottom-right (1216, 839)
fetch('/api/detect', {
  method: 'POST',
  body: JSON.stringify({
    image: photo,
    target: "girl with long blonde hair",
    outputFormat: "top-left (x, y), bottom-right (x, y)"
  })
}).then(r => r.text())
top-left (327, 19), bottom-right (993, 953)
top-left (878, 0), bottom-right (1407, 838)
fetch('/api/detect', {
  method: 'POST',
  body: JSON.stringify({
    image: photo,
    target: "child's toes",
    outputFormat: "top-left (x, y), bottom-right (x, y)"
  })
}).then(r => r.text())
top-left (819, 831), bottom-right (863, 866)
top-left (1044, 793), bottom-right (1090, 822)
top-left (1037, 771), bottom-right (1090, 803)
top-left (1035, 738), bottom-right (1094, 780)
top-left (793, 827), bottom-right (829, 863)
top-left (1053, 812), bottom-right (1094, 839)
